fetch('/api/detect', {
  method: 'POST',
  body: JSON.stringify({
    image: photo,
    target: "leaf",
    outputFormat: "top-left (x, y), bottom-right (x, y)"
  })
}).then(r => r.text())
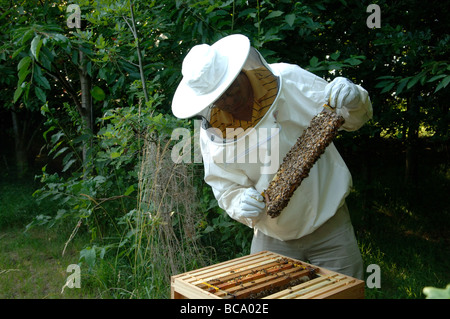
top-left (396, 77), bottom-right (410, 95)
top-left (98, 68), bottom-right (108, 81)
top-left (50, 131), bottom-right (64, 145)
top-left (12, 45), bottom-right (27, 59)
top-left (380, 82), bottom-right (396, 94)
top-left (21, 29), bottom-right (35, 45)
top-left (31, 35), bottom-right (43, 61)
top-left (73, 133), bottom-right (92, 143)
top-left (238, 8), bottom-right (256, 18)
top-left (0, 7), bottom-right (13, 20)
top-left (93, 175), bottom-right (106, 184)
top-left (72, 50), bottom-right (78, 65)
top-left (309, 56), bottom-right (319, 68)
top-left (18, 67), bottom-right (30, 86)
top-left (330, 52), bottom-right (340, 60)
top-left (266, 10), bottom-right (284, 19)
top-left (376, 75), bottom-right (395, 80)
top-left (124, 185), bottom-right (135, 196)
top-left (91, 86), bottom-right (106, 101)
top-left (375, 80), bottom-right (393, 89)
top-left (423, 284), bottom-right (450, 299)
top-left (62, 159), bottom-right (76, 172)
top-left (55, 209), bottom-right (68, 220)
top-left (345, 57), bottom-right (363, 66)
top-left (13, 86), bottom-right (23, 103)
top-left (110, 151), bottom-right (121, 159)
top-left (35, 86), bottom-right (46, 102)
top-left (428, 74), bottom-right (446, 82)
top-left (285, 13), bottom-right (295, 27)
top-left (34, 66), bottom-right (51, 90)
top-left (435, 75), bottom-right (450, 93)
top-left (80, 247), bottom-right (96, 268)
top-left (53, 33), bottom-right (69, 44)
top-left (52, 146), bottom-right (69, 159)
top-left (407, 74), bottom-right (422, 90)
top-left (48, 140), bottom-right (63, 156)
top-left (204, 226), bottom-right (214, 233)
top-left (17, 56), bottom-right (32, 71)
top-left (42, 125), bottom-right (55, 141)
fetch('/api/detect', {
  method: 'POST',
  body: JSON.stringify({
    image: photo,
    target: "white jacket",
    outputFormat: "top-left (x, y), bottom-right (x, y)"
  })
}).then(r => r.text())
top-left (200, 62), bottom-right (372, 241)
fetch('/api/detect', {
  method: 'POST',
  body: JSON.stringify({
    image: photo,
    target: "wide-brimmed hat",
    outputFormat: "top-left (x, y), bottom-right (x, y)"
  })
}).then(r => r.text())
top-left (172, 34), bottom-right (251, 119)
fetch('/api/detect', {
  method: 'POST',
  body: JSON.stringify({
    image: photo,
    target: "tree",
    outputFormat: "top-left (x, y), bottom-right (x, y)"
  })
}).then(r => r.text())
top-left (6, 0), bottom-right (158, 175)
top-left (368, 0), bottom-right (449, 183)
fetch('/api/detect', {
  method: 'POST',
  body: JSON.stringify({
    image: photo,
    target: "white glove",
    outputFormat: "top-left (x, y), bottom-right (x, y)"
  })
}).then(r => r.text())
top-left (324, 77), bottom-right (361, 110)
top-left (239, 188), bottom-right (265, 223)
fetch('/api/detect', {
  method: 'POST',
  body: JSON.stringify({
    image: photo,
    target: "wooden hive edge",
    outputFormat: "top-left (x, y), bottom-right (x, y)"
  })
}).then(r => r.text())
top-left (261, 252), bottom-right (365, 300)
top-left (311, 278), bottom-right (365, 299)
top-left (171, 276), bottom-right (222, 299)
top-left (294, 277), bottom-right (358, 299)
top-left (171, 251), bottom-right (364, 299)
top-left (171, 251), bottom-right (282, 298)
top-left (261, 274), bottom-right (337, 299)
top-left (171, 251), bottom-right (273, 281)
top-left (173, 251), bottom-right (280, 285)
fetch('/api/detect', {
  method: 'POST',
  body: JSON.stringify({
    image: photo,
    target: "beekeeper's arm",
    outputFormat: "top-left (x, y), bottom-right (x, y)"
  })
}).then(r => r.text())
top-left (202, 151), bottom-right (265, 228)
top-left (324, 76), bottom-right (373, 131)
top-left (274, 64), bottom-right (372, 131)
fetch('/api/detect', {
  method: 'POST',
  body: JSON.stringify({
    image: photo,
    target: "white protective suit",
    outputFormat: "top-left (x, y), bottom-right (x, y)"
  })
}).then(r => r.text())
top-left (199, 57), bottom-right (372, 242)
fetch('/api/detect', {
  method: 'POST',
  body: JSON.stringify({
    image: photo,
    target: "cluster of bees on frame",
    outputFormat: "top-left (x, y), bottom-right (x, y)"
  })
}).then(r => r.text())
top-left (264, 110), bottom-right (345, 218)
top-left (204, 258), bottom-right (318, 299)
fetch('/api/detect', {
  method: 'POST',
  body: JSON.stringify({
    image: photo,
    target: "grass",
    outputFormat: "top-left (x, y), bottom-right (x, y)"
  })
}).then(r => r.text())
top-left (0, 171), bottom-right (98, 298)
top-left (0, 226), bottom-right (97, 298)
top-left (342, 138), bottom-right (450, 299)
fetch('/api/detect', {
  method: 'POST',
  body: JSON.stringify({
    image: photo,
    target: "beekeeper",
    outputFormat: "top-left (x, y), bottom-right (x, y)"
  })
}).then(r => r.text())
top-left (172, 34), bottom-right (372, 279)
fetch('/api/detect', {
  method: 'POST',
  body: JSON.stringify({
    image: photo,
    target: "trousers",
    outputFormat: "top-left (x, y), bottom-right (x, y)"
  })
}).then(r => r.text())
top-left (251, 203), bottom-right (364, 280)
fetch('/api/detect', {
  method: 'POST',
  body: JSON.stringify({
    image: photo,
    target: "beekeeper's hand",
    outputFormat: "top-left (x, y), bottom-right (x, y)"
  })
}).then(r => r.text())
top-left (324, 77), bottom-right (361, 110)
top-left (239, 188), bottom-right (265, 223)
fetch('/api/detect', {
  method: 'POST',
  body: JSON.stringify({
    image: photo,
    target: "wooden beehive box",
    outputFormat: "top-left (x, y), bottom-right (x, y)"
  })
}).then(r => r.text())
top-left (171, 251), bottom-right (364, 299)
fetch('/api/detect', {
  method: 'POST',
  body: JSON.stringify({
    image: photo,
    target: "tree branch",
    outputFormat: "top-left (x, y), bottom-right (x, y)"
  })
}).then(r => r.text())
top-left (34, 59), bottom-right (83, 116)
top-left (126, 0), bottom-right (149, 104)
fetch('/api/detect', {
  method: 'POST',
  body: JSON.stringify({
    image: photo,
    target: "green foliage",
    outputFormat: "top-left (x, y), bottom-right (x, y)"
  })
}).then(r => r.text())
top-left (0, 174), bottom-right (52, 229)
top-left (29, 75), bottom-right (202, 297)
top-left (0, 225), bottom-right (97, 299)
top-left (199, 185), bottom-right (253, 261)
top-left (423, 284), bottom-right (450, 299)
top-left (202, 208), bottom-right (253, 260)
top-left (306, 53), bottom-right (367, 78)
top-left (31, 94), bottom-right (178, 232)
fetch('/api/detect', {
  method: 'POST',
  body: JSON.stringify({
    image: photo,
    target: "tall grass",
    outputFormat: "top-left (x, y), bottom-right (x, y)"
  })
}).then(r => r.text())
top-left (133, 135), bottom-right (208, 297)
top-left (88, 133), bottom-right (209, 299)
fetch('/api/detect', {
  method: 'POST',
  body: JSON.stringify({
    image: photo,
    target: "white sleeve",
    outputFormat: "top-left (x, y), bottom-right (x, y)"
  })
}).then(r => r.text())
top-left (203, 159), bottom-right (258, 228)
top-left (200, 132), bottom-right (259, 228)
top-left (275, 63), bottom-right (373, 132)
